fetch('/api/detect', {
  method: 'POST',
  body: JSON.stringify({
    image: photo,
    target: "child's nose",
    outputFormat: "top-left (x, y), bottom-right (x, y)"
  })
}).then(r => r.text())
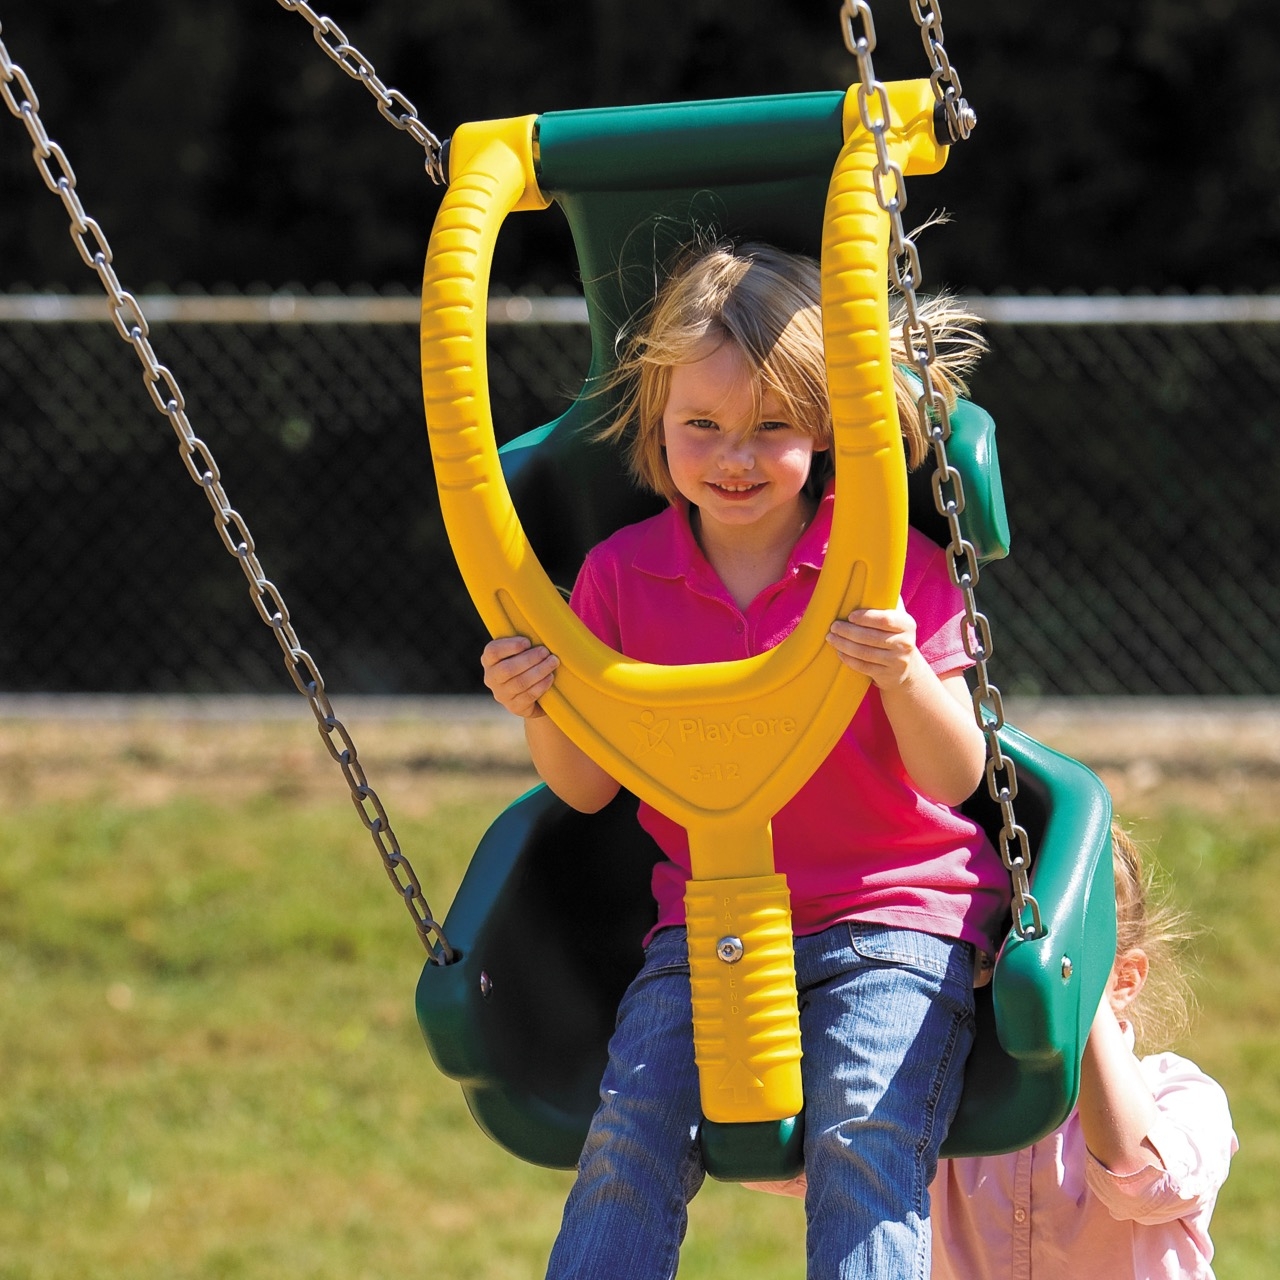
top-left (717, 432), bottom-right (754, 469)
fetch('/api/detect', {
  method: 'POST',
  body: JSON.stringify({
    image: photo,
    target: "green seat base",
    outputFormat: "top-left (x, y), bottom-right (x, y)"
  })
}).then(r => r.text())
top-left (416, 723), bottom-right (1117, 1177)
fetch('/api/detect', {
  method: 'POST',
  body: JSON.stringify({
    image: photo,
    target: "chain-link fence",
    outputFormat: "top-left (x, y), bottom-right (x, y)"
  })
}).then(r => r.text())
top-left (2, 291), bottom-right (1277, 697)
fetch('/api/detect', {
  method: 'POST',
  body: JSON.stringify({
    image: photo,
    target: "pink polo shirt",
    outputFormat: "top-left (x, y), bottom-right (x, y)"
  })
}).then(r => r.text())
top-left (568, 486), bottom-right (1009, 950)
top-left (931, 1032), bottom-right (1238, 1280)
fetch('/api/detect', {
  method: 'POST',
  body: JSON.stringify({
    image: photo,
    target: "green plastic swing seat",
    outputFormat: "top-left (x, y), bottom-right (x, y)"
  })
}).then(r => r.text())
top-left (417, 724), bottom-right (1115, 1176)
top-left (415, 89), bottom-right (1118, 1179)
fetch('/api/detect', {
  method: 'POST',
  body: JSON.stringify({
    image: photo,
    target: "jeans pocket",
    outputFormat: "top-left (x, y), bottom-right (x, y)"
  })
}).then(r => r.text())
top-left (845, 923), bottom-right (975, 998)
top-left (640, 925), bottom-right (691, 978)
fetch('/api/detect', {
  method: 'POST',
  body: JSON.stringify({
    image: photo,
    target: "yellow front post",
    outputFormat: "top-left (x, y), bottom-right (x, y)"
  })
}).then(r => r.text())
top-left (686, 820), bottom-right (803, 1122)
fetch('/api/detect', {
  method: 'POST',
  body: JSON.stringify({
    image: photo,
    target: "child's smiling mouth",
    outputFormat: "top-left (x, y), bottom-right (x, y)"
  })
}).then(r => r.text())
top-left (709, 481), bottom-right (765, 495)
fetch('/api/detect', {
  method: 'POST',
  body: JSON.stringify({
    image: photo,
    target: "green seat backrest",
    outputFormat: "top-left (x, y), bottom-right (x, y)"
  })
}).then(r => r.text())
top-left (416, 723), bottom-right (1117, 1173)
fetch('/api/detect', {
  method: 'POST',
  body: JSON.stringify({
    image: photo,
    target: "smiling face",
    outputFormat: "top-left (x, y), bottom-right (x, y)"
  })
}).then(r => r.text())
top-left (660, 338), bottom-right (823, 546)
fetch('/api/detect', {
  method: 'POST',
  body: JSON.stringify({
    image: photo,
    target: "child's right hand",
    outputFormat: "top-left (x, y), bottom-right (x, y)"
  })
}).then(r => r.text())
top-left (481, 635), bottom-right (561, 719)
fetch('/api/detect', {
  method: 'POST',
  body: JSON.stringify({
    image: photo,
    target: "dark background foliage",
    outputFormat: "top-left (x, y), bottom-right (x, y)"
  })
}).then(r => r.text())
top-left (2, 0), bottom-right (1277, 296)
top-left (2, 2), bottom-right (1278, 700)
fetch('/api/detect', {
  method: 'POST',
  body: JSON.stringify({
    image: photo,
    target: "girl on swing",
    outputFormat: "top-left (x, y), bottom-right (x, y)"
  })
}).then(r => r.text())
top-left (481, 239), bottom-right (1008, 1279)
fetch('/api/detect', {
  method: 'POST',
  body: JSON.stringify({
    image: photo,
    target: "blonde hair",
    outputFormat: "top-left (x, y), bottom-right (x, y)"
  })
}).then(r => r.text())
top-left (1110, 821), bottom-right (1196, 1052)
top-left (597, 240), bottom-right (986, 505)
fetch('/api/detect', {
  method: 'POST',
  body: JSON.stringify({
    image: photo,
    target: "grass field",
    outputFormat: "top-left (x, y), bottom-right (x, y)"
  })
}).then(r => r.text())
top-left (1, 701), bottom-right (1277, 1277)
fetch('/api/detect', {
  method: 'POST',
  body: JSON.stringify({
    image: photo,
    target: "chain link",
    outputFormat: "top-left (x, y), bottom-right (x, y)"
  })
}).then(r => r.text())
top-left (275, 0), bottom-right (446, 183)
top-left (839, 1), bottom-right (1042, 940)
top-left (0, 20), bottom-right (454, 963)
top-left (907, 0), bottom-right (976, 142)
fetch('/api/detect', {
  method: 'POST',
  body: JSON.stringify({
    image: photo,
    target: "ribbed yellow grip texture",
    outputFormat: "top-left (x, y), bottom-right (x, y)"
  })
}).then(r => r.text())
top-left (685, 874), bottom-right (803, 1123)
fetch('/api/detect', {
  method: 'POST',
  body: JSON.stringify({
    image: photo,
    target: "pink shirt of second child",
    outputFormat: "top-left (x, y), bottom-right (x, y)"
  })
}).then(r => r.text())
top-left (931, 1030), bottom-right (1238, 1280)
top-left (568, 486), bottom-right (1009, 951)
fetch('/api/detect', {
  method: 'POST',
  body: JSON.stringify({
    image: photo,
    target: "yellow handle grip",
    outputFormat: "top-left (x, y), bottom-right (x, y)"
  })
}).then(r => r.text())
top-left (685, 871), bottom-right (803, 1123)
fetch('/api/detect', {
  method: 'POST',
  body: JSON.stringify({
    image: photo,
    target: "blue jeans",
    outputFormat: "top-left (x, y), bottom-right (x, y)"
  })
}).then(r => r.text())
top-left (545, 922), bottom-right (976, 1280)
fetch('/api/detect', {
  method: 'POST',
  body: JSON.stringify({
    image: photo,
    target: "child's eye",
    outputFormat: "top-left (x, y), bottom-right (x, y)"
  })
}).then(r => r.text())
top-left (758, 420), bottom-right (791, 432)
top-left (687, 418), bottom-right (719, 431)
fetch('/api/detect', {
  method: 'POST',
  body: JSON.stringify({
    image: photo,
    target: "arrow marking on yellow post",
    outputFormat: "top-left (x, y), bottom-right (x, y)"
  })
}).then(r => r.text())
top-left (719, 1061), bottom-right (765, 1106)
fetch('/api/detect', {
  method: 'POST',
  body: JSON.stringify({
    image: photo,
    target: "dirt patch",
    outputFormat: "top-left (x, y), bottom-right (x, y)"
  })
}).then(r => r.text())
top-left (1001, 698), bottom-right (1280, 823)
top-left (1, 694), bottom-right (1278, 823)
top-left (0, 697), bottom-right (536, 813)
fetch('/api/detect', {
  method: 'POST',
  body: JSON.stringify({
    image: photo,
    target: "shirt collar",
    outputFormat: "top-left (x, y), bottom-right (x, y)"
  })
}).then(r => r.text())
top-left (791, 481), bottom-right (834, 572)
top-left (632, 482), bottom-right (835, 582)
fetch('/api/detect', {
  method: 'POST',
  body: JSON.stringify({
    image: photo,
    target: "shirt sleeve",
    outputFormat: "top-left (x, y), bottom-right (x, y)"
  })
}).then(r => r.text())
top-left (1083, 1052), bottom-right (1238, 1227)
top-left (568, 546), bottom-right (622, 649)
top-left (902, 532), bottom-right (971, 674)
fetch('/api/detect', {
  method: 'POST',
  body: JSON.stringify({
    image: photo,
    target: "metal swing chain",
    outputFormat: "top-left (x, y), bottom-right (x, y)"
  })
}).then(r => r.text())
top-left (907, 0), bottom-right (976, 143)
top-left (840, 0), bottom-right (1043, 940)
top-left (0, 23), bottom-right (455, 964)
top-left (275, 0), bottom-right (447, 184)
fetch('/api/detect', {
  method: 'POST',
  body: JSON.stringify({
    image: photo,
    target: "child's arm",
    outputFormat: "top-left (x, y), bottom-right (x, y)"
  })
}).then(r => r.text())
top-left (826, 600), bottom-right (986, 806)
top-left (481, 635), bottom-right (621, 813)
top-left (1079, 999), bottom-right (1237, 1237)
top-left (1077, 999), bottom-right (1162, 1174)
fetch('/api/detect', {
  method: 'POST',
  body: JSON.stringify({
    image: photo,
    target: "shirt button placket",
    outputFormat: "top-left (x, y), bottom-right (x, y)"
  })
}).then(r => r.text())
top-left (1012, 1148), bottom-right (1033, 1279)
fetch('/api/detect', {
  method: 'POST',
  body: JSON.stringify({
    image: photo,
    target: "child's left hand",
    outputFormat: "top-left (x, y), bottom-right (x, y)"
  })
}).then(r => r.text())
top-left (826, 597), bottom-right (922, 689)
